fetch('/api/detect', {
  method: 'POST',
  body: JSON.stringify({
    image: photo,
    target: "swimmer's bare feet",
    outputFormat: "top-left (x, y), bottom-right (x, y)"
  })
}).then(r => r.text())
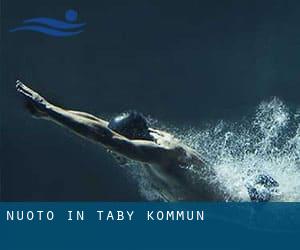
top-left (16, 80), bottom-right (49, 118)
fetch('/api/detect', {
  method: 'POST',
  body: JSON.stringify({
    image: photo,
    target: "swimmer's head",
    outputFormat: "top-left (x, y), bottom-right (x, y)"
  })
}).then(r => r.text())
top-left (108, 111), bottom-right (153, 141)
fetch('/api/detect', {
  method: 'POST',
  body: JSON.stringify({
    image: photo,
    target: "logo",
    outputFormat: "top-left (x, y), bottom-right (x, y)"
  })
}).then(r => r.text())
top-left (9, 9), bottom-right (86, 37)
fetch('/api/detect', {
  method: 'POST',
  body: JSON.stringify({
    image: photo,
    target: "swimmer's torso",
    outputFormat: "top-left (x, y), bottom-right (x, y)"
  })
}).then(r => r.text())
top-left (144, 129), bottom-right (225, 201)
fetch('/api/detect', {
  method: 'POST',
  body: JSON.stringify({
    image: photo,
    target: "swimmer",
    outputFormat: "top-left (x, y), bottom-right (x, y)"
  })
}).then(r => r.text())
top-left (16, 80), bottom-right (277, 201)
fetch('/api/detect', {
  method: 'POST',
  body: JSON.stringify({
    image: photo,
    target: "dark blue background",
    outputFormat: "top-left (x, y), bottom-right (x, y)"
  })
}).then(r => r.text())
top-left (2, 0), bottom-right (300, 200)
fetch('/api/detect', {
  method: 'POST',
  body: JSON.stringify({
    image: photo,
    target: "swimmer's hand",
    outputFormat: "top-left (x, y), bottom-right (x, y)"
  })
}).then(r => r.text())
top-left (16, 80), bottom-right (49, 118)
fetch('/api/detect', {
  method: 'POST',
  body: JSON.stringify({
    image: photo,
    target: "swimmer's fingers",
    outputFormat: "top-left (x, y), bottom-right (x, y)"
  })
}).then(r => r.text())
top-left (149, 128), bottom-right (167, 135)
top-left (149, 128), bottom-right (173, 138)
top-left (16, 80), bottom-right (36, 99)
top-left (16, 80), bottom-right (46, 104)
top-left (149, 128), bottom-right (166, 138)
top-left (149, 131), bottom-right (157, 138)
top-left (16, 80), bottom-right (41, 100)
top-left (16, 80), bottom-right (49, 114)
top-left (148, 128), bottom-right (160, 134)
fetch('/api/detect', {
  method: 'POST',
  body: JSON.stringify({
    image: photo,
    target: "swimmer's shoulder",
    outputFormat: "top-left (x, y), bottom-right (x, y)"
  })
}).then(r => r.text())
top-left (167, 143), bottom-right (206, 167)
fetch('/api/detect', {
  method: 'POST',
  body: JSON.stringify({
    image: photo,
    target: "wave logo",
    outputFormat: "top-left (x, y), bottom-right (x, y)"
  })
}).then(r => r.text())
top-left (9, 9), bottom-right (86, 37)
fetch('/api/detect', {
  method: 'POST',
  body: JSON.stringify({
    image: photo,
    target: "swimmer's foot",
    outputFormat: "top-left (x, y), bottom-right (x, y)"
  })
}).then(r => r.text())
top-left (16, 80), bottom-right (49, 118)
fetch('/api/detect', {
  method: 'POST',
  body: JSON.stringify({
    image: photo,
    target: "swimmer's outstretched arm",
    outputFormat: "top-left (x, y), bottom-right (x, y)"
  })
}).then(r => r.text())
top-left (16, 81), bottom-right (176, 165)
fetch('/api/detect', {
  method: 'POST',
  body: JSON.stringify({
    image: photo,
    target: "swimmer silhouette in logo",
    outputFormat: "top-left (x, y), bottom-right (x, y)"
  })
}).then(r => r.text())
top-left (15, 80), bottom-right (279, 201)
top-left (9, 9), bottom-right (85, 37)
